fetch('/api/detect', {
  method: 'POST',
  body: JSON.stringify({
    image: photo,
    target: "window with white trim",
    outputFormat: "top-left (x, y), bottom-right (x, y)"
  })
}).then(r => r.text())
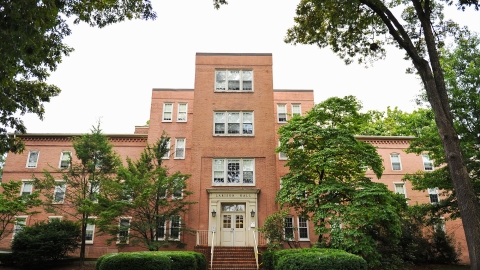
top-left (428, 187), bottom-right (439, 204)
top-left (394, 183), bottom-right (407, 198)
top-left (174, 138), bottom-right (186, 159)
top-left (156, 216), bottom-right (166, 240)
top-left (292, 104), bottom-right (301, 117)
top-left (48, 216), bottom-right (63, 222)
top-left (298, 217), bottom-right (309, 240)
top-left (162, 139), bottom-right (171, 159)
top-left (284, 216), bottom-right (294, 240)
top-left (390, 153), bottom-right (402, 171)
top-left (215, 70), bottom-right (253, 91)
top-left (162, 103), bottom-right (173, 122)
top-left (214, 112), bottom-right (253, 135)
top-left (277, 104), bottom-right (287, 123)
top-left (86, 219), bottom-right (96, 244)
top-left (59, 151), bottom-right (71, 169)
top-left (26, 151), bottom-right (39, 168)
top-left (177, 103), bottom-right (188, 122)
top-left (434, 217), bottom-right (446, 233)
top-left (213, 158), bottom-right (254, 185)
top-left (20, 181), bottom-right (33, 196)
top-left (422, 154), bottom-right (434, 171)
top-left (117, 217), bottom-right (131, 244)
top-left (53, 181), bottom-right (66, 203)
top-left (169, 216), bottom-right (181, 240)
top-left (172, 177), bottom-right (183, 199)
top-left (89, 183), bottom-right (100, 203)
top-left (13, 216), bottom-right (27, 238)
top-left (278, 141), bottom-right (288, 160)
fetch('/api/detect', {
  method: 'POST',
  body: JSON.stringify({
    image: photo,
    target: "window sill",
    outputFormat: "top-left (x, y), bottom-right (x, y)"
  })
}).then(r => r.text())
top-left (214, 90), bottom-right (254, 93)
top-left (213, 134), bottom-right (255, 137)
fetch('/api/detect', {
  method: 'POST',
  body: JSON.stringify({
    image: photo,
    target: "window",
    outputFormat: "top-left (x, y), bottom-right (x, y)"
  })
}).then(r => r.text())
top-left (26, 151), bottom-right (39, 168)
top-left (59, 151), bottom-right (71, 169)
top-left (86, 219), bottom-right (96, 244)
top-left (162, 139), bottom-right (171, 159)
top-left (278, 141), bottom-right (288, 160)
top-left (434, 218), bottom-right (446, 233)
top-left (390, 153), bottom-right (402, 171)
top-left (277, 104), bottom-right (287, 123)
top-left (162, 103), bottom-right (173, 122)
top-left (48, 216), bottom-right (63, 222)
top-left (53, 181), bottom-right (66, 203)
top-left (177, 103), bottom-right (188, 122)
top-left (298, 217), bottom-right (309, 240)
top-left (284, 217), bottom-right (294, 240)
top-left (89, 183), bottom-right (100, 203)
top-left (394, 183), bottom-right (407, 198)
top-left (215, 70), bottom-right (253, 91)
top-left (214, 112), bottom-right (253, 135)
top-left (13, 216), bottom-right (27, 238)
top-left (213, 159), bottom-right (254, 185)
top-left (428, 187), bottom-right (439, 204)
top-left (422, 154), bottom-right (434, 171)
top-left (172, 177), bottom-right (184, 199)
top-left (117, 218), bottom-right (131, 244)
top-left (170, 216), bottom-right (181, 240)
top-left (156, 216), bottom-right (166, 240)
top-left (20, 181), bottom-right (33, 196)
top-left (174, 138), bottom-right (186, 159)
top-left (292, 104), bottom-right (301, 117)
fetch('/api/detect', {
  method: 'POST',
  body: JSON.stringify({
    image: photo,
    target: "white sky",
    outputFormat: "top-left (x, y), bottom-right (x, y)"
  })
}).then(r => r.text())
top-left (21, 0), bottom-right (480, 134)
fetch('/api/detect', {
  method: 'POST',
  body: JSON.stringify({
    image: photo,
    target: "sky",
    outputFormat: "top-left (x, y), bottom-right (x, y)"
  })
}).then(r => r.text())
top-left (21, 0), bottom-right (479, 134)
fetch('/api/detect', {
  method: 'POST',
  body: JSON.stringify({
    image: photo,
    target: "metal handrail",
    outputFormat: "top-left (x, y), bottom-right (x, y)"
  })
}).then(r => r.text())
top-left (253, 229), bottom-right (259, 270)
top-left (210, 231), bottom-right (215, 270)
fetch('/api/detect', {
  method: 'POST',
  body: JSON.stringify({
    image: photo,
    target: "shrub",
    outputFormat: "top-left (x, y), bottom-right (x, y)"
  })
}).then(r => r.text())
top-left (260, 250), bottom-right (274, 270)
top-left (0, 253), bottom-right (14, 266)
top-left (11, 219), bottom-right (80, 266)
top-left (97, 251), bottom-right (207, 270)
top-left (273, 248), bottom-right (366, 270)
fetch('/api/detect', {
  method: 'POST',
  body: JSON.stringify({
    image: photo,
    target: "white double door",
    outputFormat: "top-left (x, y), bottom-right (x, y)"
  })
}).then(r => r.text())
top-left (221, 213), bottom-right (246, 246)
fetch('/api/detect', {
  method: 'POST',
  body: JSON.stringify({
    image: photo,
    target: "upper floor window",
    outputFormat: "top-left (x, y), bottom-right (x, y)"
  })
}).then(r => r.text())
top-left (20, 181), bottom-right (33, 196)
top-left (277, 104), bottom-right (287, 123)
top-left (428, 187), bottom-right (439, 204)
top-left (394, 183), bottom-right (407, 198)
top-left (162, 139), bottom-right (171, 159)
top-left (292, 104), bottom-right (301, 117)
top-left (163, 103), bottom-right (173, 122)
top-left (214, 112), bottom-right (253, 136)
top-left (213, 158), bottom-right (254, 185)
top-left (26, 151), bottom-right (39, 168)
top-left (53, 181), bottom-right (66, 203)
top-left (177, 103), bottom-right (188, 122)
top-left (278, 141), bottom-right (288, 160)
top-left (390, 153), bottom-right (402, 171)
top-left (215, 70), bottom-right (253, 91)
top-left (422, 154), bottom-right (434, 171)
top-left (59, 151), bottom-right (71, 169)
top-left (174, 138), bottom-right (186, 159)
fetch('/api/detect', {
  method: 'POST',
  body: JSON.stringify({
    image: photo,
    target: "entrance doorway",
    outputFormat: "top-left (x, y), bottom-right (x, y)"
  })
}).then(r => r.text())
top-left (221, 203), bottom-right (246, 246)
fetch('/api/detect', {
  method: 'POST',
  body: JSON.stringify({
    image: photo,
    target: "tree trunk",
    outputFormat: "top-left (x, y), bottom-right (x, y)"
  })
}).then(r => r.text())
top-left (79, 220), bottom-right (87, 265)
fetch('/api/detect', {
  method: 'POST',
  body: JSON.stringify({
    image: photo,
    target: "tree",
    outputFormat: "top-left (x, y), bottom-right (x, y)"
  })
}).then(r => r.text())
top-left (34, 124), bottom-right (121, 264)
top-left (214, 0), bottom-right (480, 267)
top-left (97, 135), bottom-right (196, 251)
top-left (0, 0), bottom-right (156, 155)
top-left (276, 96), bottom-right (407, 267)
top-left (11, 219), bottom-right (81, 267)
top-left (0, 153), bottom-right (5, 182)
top-left (0, 180), bottom-right (42, 241)
top-left (258, 209), bottom-right (293, 251)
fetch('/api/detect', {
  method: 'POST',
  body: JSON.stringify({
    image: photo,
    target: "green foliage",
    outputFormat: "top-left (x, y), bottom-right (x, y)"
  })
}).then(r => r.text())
top-left (96, 251), bottom-right (206, 270)
top-left (11, 219), bottom-right (81, 266)
top-left (0, 153), bottom-right (5, 181)
top-left (0, 0), bottom-right (156, 154)
top-left (0, 180), bottom-right (42, 240)
top-left (0, 253), bottom-right (14, 266)
top-left (258, 209), bottom-right (293, 251)
top-left (260, 250), bottom-right (275, 270)
top-left (273, 248), bottom-right (367, 270)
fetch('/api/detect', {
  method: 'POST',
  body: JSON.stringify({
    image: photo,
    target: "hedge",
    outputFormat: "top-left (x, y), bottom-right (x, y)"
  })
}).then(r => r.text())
top-left (96, 251), bottom-right (207, 270)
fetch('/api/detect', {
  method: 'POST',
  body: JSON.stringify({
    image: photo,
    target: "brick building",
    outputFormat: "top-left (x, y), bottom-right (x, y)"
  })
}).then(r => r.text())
top-left (0, 53), bottom-right (468, 264)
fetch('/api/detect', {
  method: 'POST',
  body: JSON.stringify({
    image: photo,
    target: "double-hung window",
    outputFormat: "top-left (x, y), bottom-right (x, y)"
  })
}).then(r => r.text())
top-left (86, 220), bottom-right (95, 244)
top-left (172, 177), bottom-right (183, 199)
top-left (214, 112), bottom-right (253, 135)
top-left (390, 153), bottom-right (402, 171)
top-left (298, 217), bottom-right (309, 240)
top-left (53, 181), bottom-right (66, 203)
top-left (26, 151), bottom-right (39, 168)
top-left (59, 151), bottom-right (71, 169)
top-left (117, 218), bottom-right (131, 244)
top-left (13, 216), bottom-right (27, 238)
top-left (213, 158), bottom-right (254, 185)
top-left (20, 181), bottom-right (33, 196)
top-left (156, 216), bottom-right (166, 240)
top-left (284, 217), bottom-right (294, 240)
top-left (277, 104), bottom-right (287, 123)
top-left (215, 70), bottom-right (253, 91)
top-left (292, 104), bottom-right (301, 117)
top-left (163, 103), bottom-right (173, 122)
top-left (422, 154), bottom-right (434, 171)
top-left (394, 183), bottom-right (407, 198)
top-left (170, 216), bottom-right (181, 240)
top-left (428, 187), bottom-right (439, 204)
top-left (174, 138), bottom-right (186, 159)
top-left (162, 139), bottom-right (171, 159)
top-left (278, 141), bottom-right (288, 160)
top-left (177, 103), bottom-right (188, 122)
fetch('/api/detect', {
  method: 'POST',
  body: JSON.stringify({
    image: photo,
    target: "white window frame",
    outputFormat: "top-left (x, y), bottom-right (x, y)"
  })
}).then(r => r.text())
top-left (155, 216), bottom-right (166, 241)
top-left (213, 111), bottom-right (254, 136)
top-left (172, 178), bottom-right (183, 199)
top-left (169, 215), bottom-right (181, 241)
top-left (422, 154), bottom-right (434, 171)
top-left (390, 153), bottom-right (402, 171)
top-left (13, 216), bottom-right (27, 238)
top-left (297, 217), bottom-right (309, 241)
top-left (284, 216), bottom-right (294, 241)
top-left (86, 218), bottom-right (96, 244)
top-left (177, 103), bottom-right (188, 122)
top-left (20, 181), bottom-right (33, 196)
top-left (291, 104), bottom-right (301, 117)
top-left (278, 141), bottom-right (288, 160)
top-left (48, 216), bottom-right (63, 222)
top-left (277, 104), bottom-right (287, 123)
top-left (88, 182), bottom-right (100, 203)
top-left (26, 150), bottom-right (39, 168)
top-left (59, 151), bottom-right (71, 169)
top-left (174, 138), bottom-right (186, 159)
top-left (215, 70), bottom-right (253, 92)
top-left (162, 103), bottom-right (173, 122)
top-left (53, 181), bottom-right (66, 204)
top-left (212, 158), bottom-right (255, 186)
top-left (434, 217), bottom-right (446, 233)
top-left (428, 187), bottom-right (440, 204)
top-left (117, 217), bottom-right (131, 244)
top-left (162, 139), bottom-right (171, 159)
top-left (394, 182), bottom-right (407, 198)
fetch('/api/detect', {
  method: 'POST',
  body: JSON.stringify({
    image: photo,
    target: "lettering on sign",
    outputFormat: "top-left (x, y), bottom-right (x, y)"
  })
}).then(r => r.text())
top-left (215, 194), bottom-right (252, 198)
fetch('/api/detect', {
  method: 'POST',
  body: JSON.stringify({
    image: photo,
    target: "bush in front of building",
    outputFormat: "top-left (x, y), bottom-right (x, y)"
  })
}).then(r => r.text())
top-left (96, 251), bottom-right (207, 270)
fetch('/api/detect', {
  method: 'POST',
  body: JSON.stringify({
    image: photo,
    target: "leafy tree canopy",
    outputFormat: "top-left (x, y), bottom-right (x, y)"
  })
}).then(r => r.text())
top-left (0, 0), bottom-right (156, 154)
